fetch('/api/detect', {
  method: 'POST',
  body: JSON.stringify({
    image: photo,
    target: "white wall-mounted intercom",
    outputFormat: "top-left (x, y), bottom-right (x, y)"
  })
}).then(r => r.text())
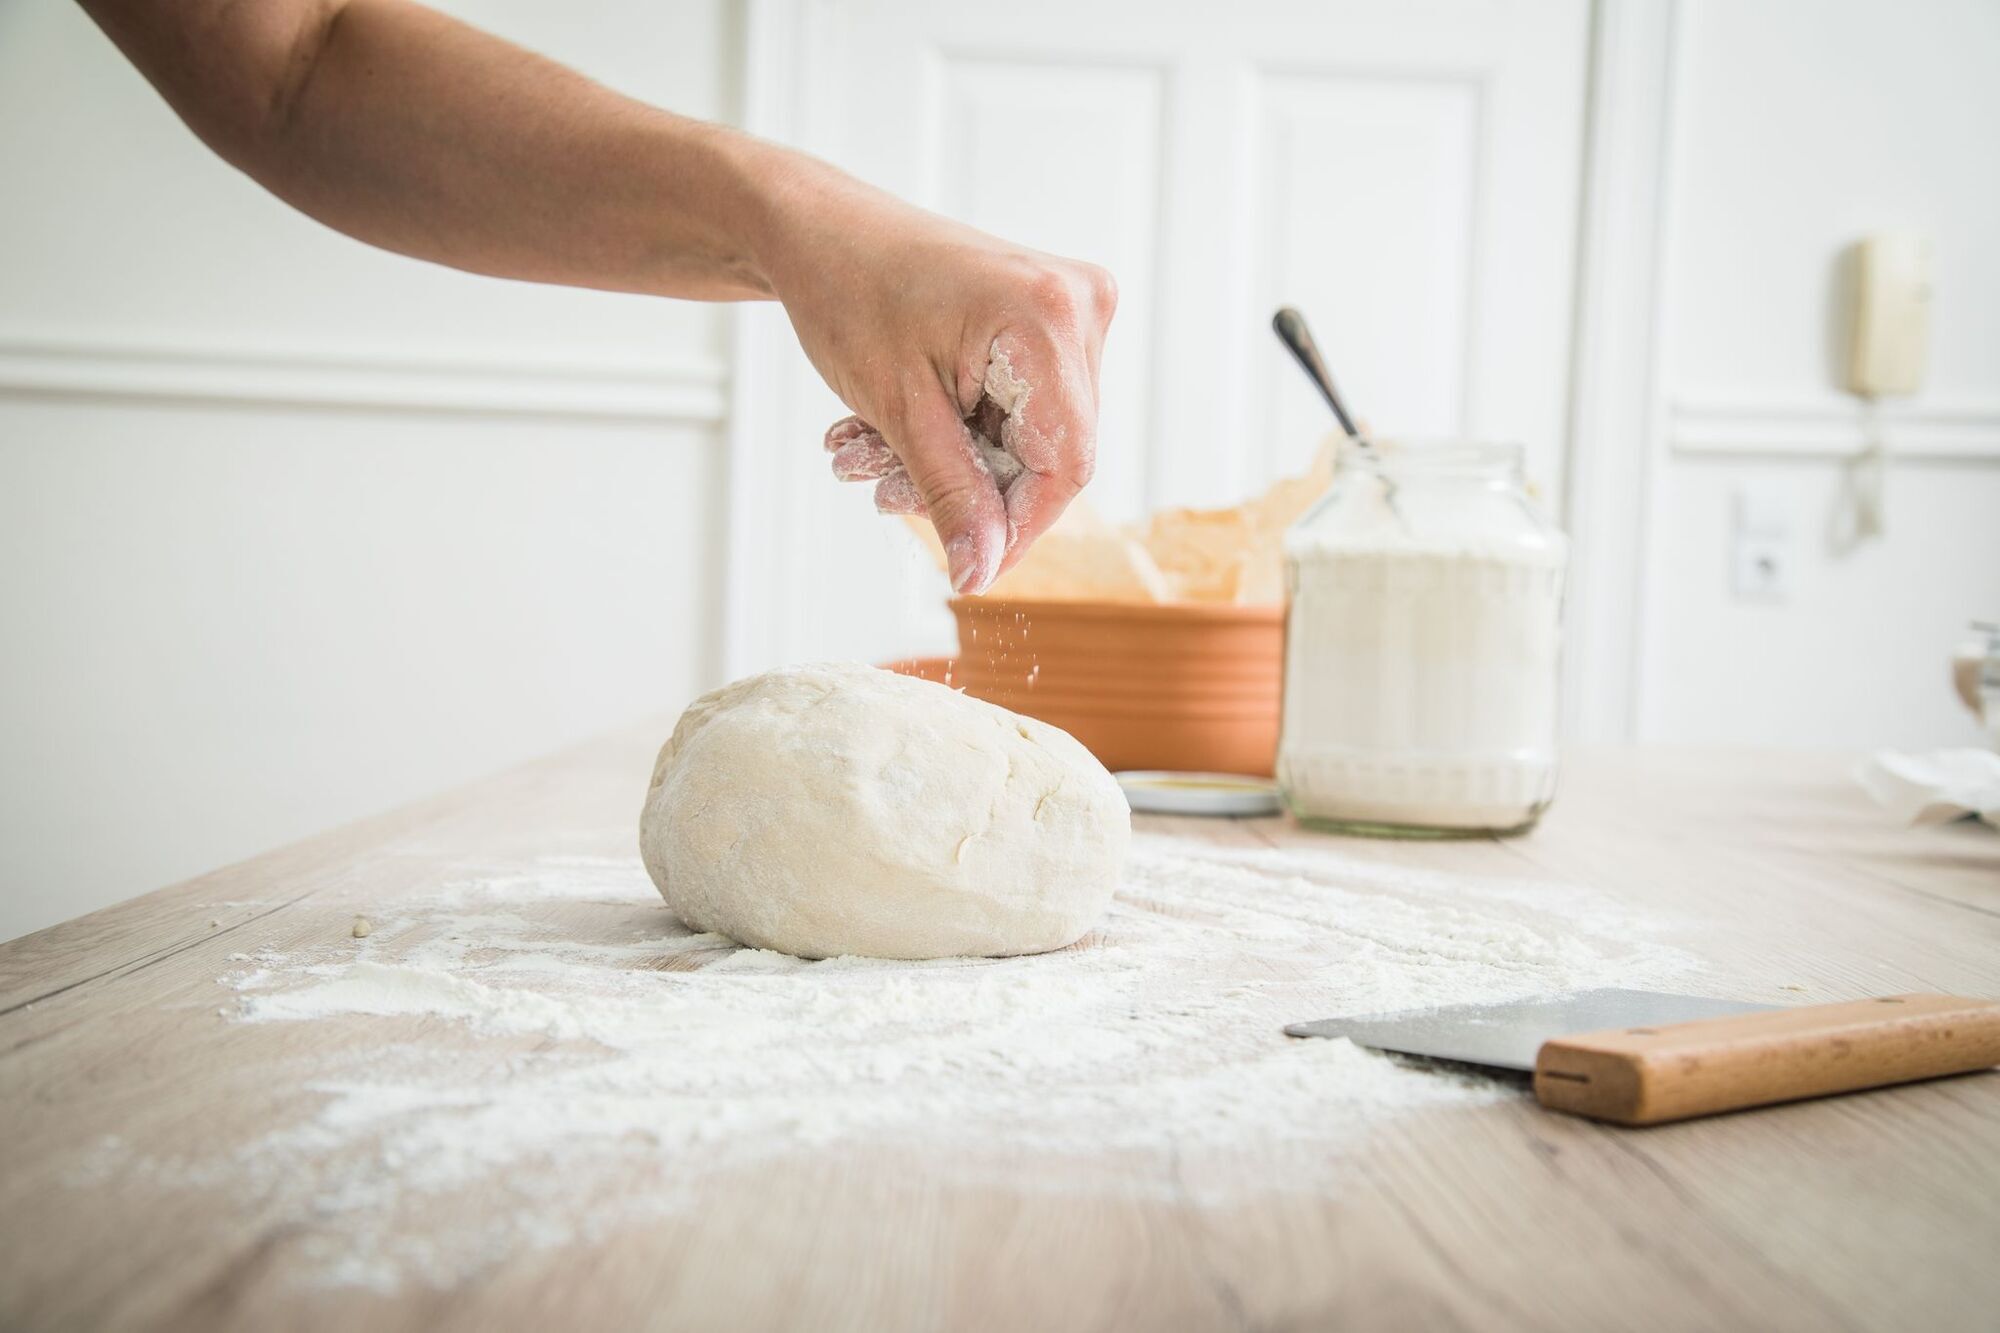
top-left (1845, 231), bottom-right (1932, 398)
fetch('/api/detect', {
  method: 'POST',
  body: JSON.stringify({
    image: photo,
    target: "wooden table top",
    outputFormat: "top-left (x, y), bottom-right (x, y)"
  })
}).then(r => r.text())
top-left (2, 731), bottom-right (1996, 1333)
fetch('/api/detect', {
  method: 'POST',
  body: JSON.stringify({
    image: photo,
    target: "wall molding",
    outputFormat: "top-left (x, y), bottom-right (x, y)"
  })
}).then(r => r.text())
top-left (0, 334), bottom-right (729, 424)
top-left (1669, 395), bottom-right (2000, 461)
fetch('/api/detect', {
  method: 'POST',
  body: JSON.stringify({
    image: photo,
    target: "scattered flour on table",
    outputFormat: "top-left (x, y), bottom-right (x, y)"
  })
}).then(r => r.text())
top-left (123, 835), bottom-right (1697, 1291)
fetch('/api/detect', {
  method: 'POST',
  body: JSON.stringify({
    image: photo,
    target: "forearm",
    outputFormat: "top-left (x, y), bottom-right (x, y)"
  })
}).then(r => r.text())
top-left (78, 0), bottom-right (803, 301)
top-left (79, 0), bottom-right (1116, 593)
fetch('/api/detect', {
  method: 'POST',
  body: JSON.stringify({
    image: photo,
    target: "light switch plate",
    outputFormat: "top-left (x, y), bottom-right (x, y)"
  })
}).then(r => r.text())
top-left (1733, 536), bottom-right (1789, 603)
top-left (1846, 232), bottom-right (1931, 398)
top-left (1732, 485), bottom-right (1794, 603)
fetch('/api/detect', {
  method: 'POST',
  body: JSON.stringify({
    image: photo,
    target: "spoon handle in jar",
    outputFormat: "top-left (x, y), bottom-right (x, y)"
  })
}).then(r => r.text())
top-left (1272, 307), bottom-right (1362, 438)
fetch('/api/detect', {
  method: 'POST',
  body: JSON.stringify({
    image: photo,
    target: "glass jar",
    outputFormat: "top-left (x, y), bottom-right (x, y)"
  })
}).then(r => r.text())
top-left (1277, 439), bottom-right (1568, 837)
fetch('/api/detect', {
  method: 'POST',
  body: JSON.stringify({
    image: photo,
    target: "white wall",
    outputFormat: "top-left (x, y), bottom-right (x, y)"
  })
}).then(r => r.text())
top-left (1638, 0), bottom-right (2000, 748)
top-left (0, 0), bottom-right (738, 940)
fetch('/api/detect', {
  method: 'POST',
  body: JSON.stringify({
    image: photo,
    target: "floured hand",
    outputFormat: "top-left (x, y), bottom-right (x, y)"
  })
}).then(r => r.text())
top-left (822, 356), bottom-right (1028, 515)
top-left (759, 167), bottom-right (1117, 594)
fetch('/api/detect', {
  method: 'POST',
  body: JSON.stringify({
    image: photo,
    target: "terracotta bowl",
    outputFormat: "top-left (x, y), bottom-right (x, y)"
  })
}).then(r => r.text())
top-left (882, 655), bottom-right (957, 686)
top-left (927, 598), bottom-right (1285, 777)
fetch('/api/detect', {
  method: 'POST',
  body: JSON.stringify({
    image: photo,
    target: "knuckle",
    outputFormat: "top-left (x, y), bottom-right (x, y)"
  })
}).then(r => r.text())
top-left (1021, 266), bottom-right (1079, 322)
top-left (1080, 263), bottom-right (1118, 318)
top-left (1071, 448), bottom-right (1097, 487)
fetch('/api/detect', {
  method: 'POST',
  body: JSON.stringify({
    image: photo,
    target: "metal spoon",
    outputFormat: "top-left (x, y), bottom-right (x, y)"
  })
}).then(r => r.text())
top-left (1271, 306), bottom-right (1403, 519)
top-left (1272, 307), bottom-right (1362, 438)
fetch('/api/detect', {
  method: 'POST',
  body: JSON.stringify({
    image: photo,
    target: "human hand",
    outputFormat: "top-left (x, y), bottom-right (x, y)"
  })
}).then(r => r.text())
top-left (760, 167), bottom-right (1116, 594)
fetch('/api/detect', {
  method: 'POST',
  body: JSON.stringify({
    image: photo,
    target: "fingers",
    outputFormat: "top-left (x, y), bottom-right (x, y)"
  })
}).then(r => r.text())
top-left (820, 360), bottom-right (1080, 585)
top-left (826, 416), bottom-right (899, 481)
top-left (816, 256), bottom-right (1115, 591)
top-left (879, 391), bottom-right (1008, 595)
top-left (990, 469), bottom-right (1080, 578)
top-left (831, 435), bottom-right (899, 482)
top-left (825, 414), bottom-right (1025, 567)
top-left (872, 471), bottom-right (926, 516)
top-left (826, 414), bottom-right (932, 514)
top-left (823, 416), bottom-right (873, 452)
top-left (982, 329), bottom-right (1099, 569)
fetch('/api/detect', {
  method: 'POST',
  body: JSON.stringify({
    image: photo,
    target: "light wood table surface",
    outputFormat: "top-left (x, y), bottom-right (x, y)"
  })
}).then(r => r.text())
top-left (2, 732), bottom-right (1997, 1332)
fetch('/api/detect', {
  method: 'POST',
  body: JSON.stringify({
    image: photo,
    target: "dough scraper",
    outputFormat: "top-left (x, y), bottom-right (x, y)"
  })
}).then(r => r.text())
top-left (1287, 989), bottom-right (2000, 1125)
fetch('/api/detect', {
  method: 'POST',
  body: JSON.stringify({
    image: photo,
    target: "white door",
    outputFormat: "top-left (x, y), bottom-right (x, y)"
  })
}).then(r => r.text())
top-left (725, 0), bottom-right (1590, 674)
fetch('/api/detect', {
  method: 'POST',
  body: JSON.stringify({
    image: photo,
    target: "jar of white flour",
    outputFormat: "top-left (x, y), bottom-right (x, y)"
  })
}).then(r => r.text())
top-left (1277, 440), bottom-right (1567, 836)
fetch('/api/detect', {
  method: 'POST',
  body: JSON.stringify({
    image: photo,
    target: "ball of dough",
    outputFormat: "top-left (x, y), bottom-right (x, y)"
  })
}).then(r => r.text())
top-left (639, 662), bottom-right (1130, 960)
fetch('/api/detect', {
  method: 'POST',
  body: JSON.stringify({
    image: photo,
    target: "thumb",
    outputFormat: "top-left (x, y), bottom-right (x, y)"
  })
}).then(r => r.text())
top-left (880, 391), bottom-right (1009, 595)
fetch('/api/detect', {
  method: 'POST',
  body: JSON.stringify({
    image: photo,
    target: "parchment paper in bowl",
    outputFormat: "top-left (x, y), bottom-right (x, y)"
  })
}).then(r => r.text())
top-left (904, 440), bottom-right (1335, 606)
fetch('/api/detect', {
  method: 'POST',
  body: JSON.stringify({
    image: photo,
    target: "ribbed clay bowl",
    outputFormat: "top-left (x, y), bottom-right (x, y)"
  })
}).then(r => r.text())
top-left (941, 598), bottom-right (1284, 777)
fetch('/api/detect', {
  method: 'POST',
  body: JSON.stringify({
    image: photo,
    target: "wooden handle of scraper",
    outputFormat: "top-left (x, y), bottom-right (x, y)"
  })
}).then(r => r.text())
top-left (1533, 993), bottom-right (2000, 1126)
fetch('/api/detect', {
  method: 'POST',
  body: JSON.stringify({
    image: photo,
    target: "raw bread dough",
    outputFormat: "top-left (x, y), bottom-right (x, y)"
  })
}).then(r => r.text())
top-left (639, 663), bottom-right (1129, 960)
